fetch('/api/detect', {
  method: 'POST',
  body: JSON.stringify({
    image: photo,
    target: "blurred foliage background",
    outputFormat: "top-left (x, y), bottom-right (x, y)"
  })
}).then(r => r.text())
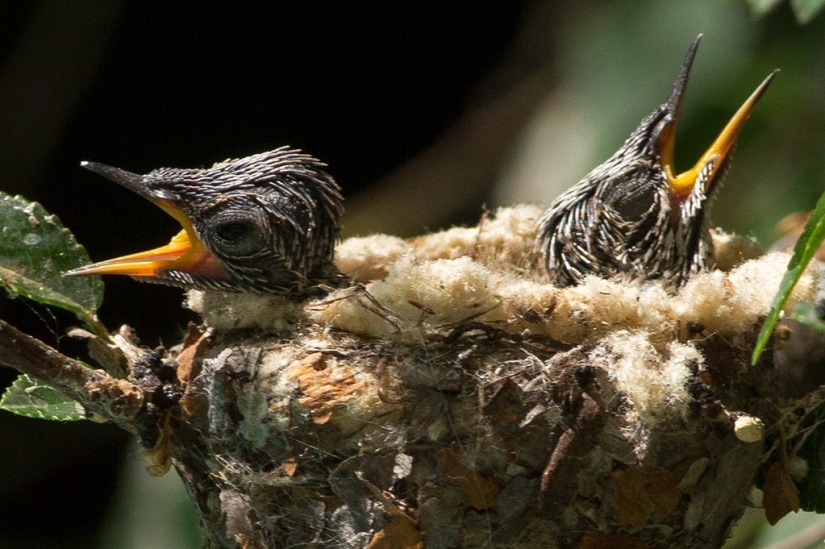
top-left (0, 1), bottom-right (823, 547)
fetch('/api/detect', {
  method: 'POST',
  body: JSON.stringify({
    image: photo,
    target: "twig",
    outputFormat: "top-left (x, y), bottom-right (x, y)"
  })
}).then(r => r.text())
top-left (0, 318), bottom-right (142, 430)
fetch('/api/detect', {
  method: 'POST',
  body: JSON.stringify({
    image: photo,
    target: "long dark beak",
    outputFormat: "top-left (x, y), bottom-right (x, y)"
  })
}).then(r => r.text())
top-left (656, 36), bottom-right (777, 201)
top-left (64, 162), bottom-right (228, 280)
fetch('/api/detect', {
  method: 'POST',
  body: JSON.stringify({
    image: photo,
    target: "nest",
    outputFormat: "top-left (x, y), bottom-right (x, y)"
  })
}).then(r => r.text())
top-left (168, 205), bottom-right (819, 548)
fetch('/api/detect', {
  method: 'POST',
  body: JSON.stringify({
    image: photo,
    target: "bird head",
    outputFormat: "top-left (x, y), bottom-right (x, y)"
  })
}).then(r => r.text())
top-left (65, 147), bottom-right (345, 296)
top-left (650, 36), bottom-right (776, 216)
top-left (538, 35), bottom-right (775, 288)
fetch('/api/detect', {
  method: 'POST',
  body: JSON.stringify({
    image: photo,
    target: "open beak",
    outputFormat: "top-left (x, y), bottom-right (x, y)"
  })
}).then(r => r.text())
top-left (656, 36), bottom-right (777, 202)
top-left (64, 162), bottom-right (229, 281)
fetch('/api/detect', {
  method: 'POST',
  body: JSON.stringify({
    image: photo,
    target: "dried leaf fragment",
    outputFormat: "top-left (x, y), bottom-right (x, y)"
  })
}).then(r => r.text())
top-left (287, 353), bottom-right (366, 424)
top-left (763, 461), bottom-right (800, 525)
top-left (368, 514), bottom-right (423, 549)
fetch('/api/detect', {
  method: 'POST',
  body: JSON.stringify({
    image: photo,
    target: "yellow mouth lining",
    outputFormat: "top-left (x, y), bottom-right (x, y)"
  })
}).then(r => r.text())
top-left (66, 200), bottom-right (229, 280)
top-left (662, 71), bottom-right (776, 198)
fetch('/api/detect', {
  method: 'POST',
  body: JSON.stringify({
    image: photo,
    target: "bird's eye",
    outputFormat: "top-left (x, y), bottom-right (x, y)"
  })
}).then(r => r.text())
top-left (216, 222), bottom-right (250, 242)
top-left (209, 217), bottom-right (266, 257)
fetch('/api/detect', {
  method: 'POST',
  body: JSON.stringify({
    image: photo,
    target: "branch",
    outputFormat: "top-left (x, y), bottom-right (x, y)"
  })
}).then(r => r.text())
top-left (0, 318), bottom-right (142, 430)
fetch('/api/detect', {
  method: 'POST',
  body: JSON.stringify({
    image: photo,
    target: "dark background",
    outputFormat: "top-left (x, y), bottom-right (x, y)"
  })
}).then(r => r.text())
top-left (0, 3), bottom-right (526, 547)
top-left (0, 2), bottom-right (823, 547)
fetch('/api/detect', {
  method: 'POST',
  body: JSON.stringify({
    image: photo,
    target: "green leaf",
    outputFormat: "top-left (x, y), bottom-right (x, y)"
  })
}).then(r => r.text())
top-left (752, 189), bottom-right (825, 365)
top-left (0, 192), bottom-right (104, 332)
top-left (790, 0), bottom-right (825, 23)
top-left (0, 374), bottom-right (86, 421)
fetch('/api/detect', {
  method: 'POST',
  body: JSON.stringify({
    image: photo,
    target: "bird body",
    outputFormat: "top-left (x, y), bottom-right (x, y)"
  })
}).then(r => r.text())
top-left (538, 107), bottom-right (713, 287)
top-left (66, 147), bottom-right (345, 297)
top-left (538, 36), bottom-right (775, 289)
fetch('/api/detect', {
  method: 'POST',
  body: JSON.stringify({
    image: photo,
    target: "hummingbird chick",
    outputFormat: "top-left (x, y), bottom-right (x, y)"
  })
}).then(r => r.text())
top-left (66, 147), bottom-right (345, 297)
top-left (537, 36), bottom-right (776, 289)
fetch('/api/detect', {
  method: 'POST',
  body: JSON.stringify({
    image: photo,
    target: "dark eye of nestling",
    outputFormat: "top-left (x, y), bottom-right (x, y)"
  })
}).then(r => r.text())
top-left (209, 217), bottom-right (266, 257)
top-left (216, 222), bottom-right (250, 242)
